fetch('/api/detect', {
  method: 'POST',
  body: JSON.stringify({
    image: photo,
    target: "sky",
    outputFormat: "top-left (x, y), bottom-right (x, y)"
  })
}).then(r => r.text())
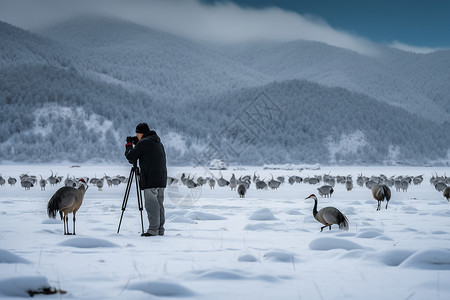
top-left (0, 0), bottom-right (448, 54)
top-left (201, 0), bottom-right (450, 49)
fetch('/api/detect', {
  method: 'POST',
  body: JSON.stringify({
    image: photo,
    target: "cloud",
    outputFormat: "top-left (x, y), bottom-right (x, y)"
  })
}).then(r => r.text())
top-left (0, 0), bottom-right (378, 55)
top-left (389, 41), bottom-right (441, 54)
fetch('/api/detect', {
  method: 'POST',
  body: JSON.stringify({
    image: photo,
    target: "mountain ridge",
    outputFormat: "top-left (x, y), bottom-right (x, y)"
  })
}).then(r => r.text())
top-left (0, 17), bottom-right (449, 165)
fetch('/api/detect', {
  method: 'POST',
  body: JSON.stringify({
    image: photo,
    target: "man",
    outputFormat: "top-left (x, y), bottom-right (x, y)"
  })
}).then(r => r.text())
top-left (125, 123), bottom-right (167, 236)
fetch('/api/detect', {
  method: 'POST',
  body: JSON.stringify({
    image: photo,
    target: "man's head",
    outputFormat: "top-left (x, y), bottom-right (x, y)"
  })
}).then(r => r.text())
top-left (135, 122), bottom-right (150, 140)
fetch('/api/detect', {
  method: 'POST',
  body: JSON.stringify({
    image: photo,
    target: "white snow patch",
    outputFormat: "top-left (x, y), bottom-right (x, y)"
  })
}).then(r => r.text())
top-left (0, 249), bottom-right (30, 264)
top-left (0, 276), bottom-right (50, 297)
top-left (309, 237), bottom-right (364, 251)
top-left (58, 237), bottom-right (119, 248)
top-left (263, 250), bottom-right (299, 263)
top-left (1, 165), bottom-right (450, 299)
top-left (238, 253), bottom-right (258, 262)
top-left (185, 211), bottom-right (226, 220)
top-left (248, 208), bottom-right (277, 220)
top-left (327, 130), bottom-right (367, 162)
top-left (400, 248), bottom-right (450, 270)
top-left (127, 280), bottom-right (196, 297)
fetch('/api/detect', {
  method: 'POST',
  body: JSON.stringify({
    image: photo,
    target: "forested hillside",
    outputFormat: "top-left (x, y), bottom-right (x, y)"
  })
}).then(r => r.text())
top-left (0, 16), bottom-right (449, 165)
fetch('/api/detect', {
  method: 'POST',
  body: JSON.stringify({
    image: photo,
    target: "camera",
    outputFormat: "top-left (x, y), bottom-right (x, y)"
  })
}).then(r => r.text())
top-left (126, 136), bottom-right (139, 145)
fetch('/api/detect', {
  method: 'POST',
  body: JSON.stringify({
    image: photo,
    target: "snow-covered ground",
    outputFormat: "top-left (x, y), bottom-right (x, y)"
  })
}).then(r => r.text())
top-left (1, 164), bottom-right (450, 299)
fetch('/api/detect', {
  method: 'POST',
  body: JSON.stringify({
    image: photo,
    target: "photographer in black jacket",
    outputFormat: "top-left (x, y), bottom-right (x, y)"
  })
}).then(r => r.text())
top-left (125, 123), bottom-right (167, 236)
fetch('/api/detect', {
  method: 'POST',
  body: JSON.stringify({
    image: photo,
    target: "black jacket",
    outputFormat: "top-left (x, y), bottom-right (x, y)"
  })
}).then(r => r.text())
top-left (125, 130), bottom-right (167, 189)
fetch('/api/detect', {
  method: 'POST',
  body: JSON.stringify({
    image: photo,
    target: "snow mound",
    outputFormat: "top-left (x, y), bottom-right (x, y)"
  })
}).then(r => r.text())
top-left (128, 280), bottom-right (195, 297)
top-left (197, 270), bottom-right (245, 280)
top-left (238, 254), bottom-right (258, 262)
top-left (185, 211), bottom-right (226, 220)
top-left (243, 222), bottom-right (285, 231)
top-left (338, 249), bottom-right (367, 259)
top-left (342, 207), bottom-right (357, 216)
top-left (356, 230), bottom-right (384, 239)
top-left (58, 237), bottom-right (119, 248)
top-left (400, 248), bottom-right (450, 270)
top-left (0, 276), bottom-right (49, 297)
top-left (264, 250), bottom-right (298, 262)
top-left (370, 249), bottom-right (415, 266)
top-left (249, 208), bottom-right (277, 220)
top-left (431, 230), bottom-right (448, 235)
top-left (309, 237), bottom-right (363, 251)
top-left (169, 215), bottom-right (197, 224)
top-left (402, 206), bottom-right (419, 214)
top-left (195, 269), bottom-right (280, 282)
top-left (0, 249), bottom-right (30, 264)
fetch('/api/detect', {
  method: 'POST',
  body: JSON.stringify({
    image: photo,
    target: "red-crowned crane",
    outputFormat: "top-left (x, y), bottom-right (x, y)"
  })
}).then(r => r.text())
top-left (47, 179), bottom-right (88, 235)
top-left (305, 194), bottom-right (349, 232)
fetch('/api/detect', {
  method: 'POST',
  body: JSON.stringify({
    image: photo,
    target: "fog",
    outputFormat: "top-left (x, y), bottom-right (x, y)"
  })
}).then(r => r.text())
top-left (0, 0), bottom-right (378, 55)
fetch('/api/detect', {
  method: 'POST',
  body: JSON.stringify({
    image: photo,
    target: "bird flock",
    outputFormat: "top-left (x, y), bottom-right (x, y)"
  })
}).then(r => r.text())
top-left (169, 170), bottom-right (450, 231)
top-left (169, 171), bottom-right (449, 201)
top-left (1, 169), bottom-right (449, 234)
top-left (0, 171), bottom-right (127, 191)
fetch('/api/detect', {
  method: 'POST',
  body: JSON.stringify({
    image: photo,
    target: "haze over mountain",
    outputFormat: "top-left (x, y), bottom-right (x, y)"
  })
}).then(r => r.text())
top-left (0, 16), bottom-right (449, 165)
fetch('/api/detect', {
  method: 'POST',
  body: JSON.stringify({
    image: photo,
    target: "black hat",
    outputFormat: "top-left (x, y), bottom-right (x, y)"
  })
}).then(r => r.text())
top-left (135, 123), bottom-right (150, 134)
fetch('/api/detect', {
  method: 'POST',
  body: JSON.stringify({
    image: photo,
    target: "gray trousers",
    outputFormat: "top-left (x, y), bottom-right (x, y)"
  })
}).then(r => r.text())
top-left (143, 188), bottom-right (165, 235)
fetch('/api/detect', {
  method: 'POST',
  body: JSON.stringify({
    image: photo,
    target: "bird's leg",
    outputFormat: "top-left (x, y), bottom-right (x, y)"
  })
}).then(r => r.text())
top-left (73, 213), bottom-right (76, 235)
top-left (328, 225), bottom-right (331, 230)
top-left (320, 225), bottom-right (326, 232)
top-left (65, 215), bottom-right (73, 235)
top-left (63, 217), bottom-right (66, 235)
top-left (64, 215), bottom-right (68, 235)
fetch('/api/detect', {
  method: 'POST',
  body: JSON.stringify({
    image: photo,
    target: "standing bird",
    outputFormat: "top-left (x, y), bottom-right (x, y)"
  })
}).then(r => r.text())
top-left (47, 179), bottom-right (88, 235)
top-left (237, 184), bottom-right (247, 198)
top-left (96, 178), bottom-right (104, 191)
top-left (372, 184), bottom-right (391, 211)
top-left (208, 177), bottom-right (216, 189)
top-left (317, 185), bottom-right (334, 198)
top-left (229, 174), bottom-right (237, 191)
top-left (39, 175), bottom-right (47, 191)
top-left (345, 179), bottom-right (353, 191)
top-left (8, 177), bottom-right (17, 186)
top-left (443, 186), bottom-right (450, 202)
top-left (217, 175), bottom-right (230, 187)
top-left (306, 194), bottom-right (349, 232)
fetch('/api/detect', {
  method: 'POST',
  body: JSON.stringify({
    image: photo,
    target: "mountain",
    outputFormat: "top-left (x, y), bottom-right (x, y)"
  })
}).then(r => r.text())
top-left (0, 21), bottom-right (71, 68)
top-left (215, 41), bottom-right (450, 123)
top-left (39, 15), bottom-right (271, 101)
top-left (0, 16), bottom-right (449, 165)
top-left (190, 80), bottom-right (449, 165)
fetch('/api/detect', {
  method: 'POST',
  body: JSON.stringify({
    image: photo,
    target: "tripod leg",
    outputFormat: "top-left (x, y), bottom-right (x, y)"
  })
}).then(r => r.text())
top-left (134, 168), bottom-right (145, 235)
top-left (117, 167), bottom-right (135, 233)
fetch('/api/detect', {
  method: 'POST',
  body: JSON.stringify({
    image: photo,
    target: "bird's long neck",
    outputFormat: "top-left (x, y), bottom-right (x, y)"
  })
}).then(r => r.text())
top-left (312, 198), bottom-right (318, 217)
top-left (77, 185), bottom-right (87, 196)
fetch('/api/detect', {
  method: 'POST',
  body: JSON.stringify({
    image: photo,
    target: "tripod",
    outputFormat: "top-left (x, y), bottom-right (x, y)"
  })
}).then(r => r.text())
top-left (117, 163), bottom-right (145, 234)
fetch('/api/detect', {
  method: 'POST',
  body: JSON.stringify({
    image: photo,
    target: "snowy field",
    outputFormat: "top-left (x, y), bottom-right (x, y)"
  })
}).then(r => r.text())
top-left (1, 164), bottom-right (450, 300)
